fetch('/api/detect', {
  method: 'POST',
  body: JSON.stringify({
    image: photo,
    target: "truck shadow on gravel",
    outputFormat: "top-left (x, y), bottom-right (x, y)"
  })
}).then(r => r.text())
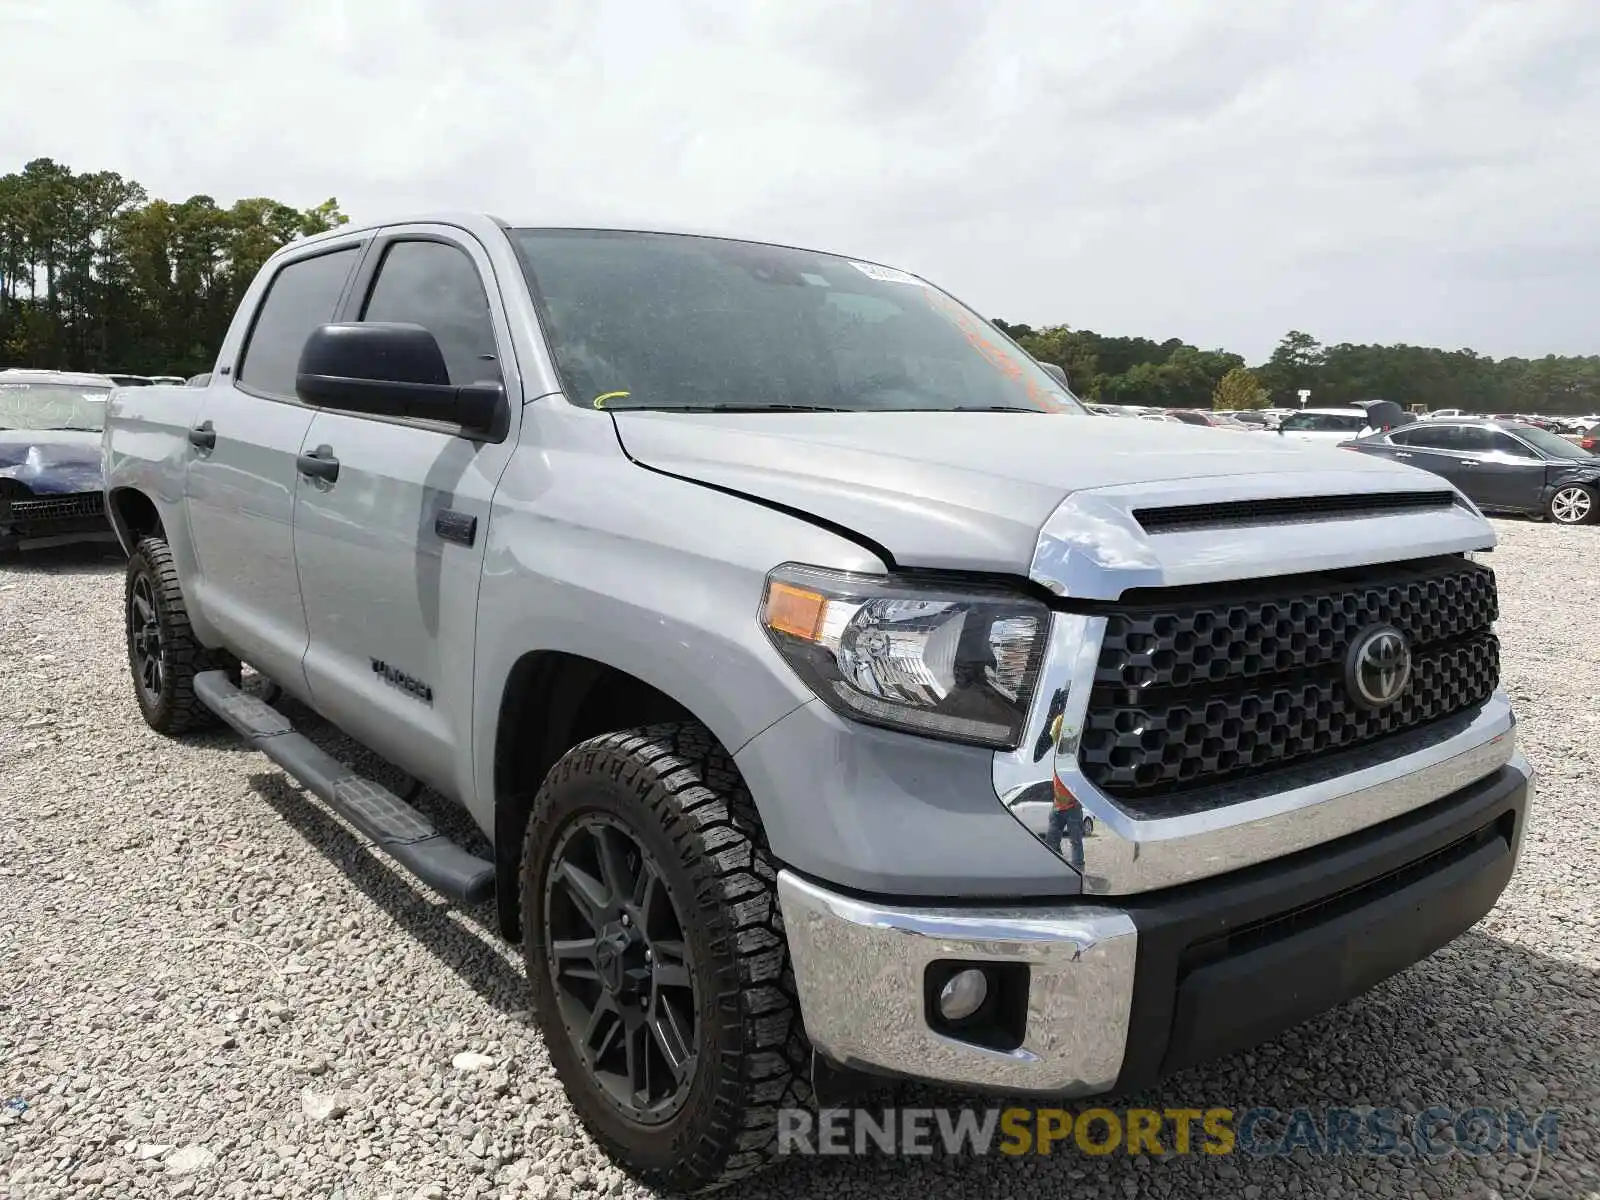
top-left (0, 543), bottom-right (125, 577)
top-left (247, 769), bottom-right (528, 1012)
top-left (238, 736), bottom-right (1600, 1198)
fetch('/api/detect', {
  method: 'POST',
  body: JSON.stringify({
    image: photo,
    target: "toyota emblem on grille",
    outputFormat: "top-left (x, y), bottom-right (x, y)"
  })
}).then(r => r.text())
top-left (1346, 624), bottom-right (1412, 709)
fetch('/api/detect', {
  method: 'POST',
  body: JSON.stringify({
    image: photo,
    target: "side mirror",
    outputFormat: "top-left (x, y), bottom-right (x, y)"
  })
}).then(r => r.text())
top-left (1037, 361), bottom-right (1070, 388)
top-left (296, 323), bottom-right (502, 432)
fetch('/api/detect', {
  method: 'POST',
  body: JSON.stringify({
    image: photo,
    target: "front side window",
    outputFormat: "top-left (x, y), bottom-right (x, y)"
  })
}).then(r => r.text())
top-left (1453, 426), bottom-right (1499, 454)
top-left (360, 240), bottom-right (502, 386)
top-left (0, 382), bottom-right (111, 431)
top-left (513, 229), bottom-right (1082, 415)
top-left (1507, 424), bottom-right (1593, 461)
top-left (1486, 431), bottom-right (1540, 458)
top-left (237, 247), bottom-right (360, 397)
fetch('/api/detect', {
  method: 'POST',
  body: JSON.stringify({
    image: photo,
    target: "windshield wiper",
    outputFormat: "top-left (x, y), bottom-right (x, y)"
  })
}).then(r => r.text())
top-left (942, 405), bottom-right (1050, 414)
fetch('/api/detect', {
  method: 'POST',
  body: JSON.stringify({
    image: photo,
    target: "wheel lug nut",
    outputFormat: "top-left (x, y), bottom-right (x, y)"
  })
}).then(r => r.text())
top-left (620, 914), bottom-right (630, 927)
top-left (644, 949), bottom-right (652, 962)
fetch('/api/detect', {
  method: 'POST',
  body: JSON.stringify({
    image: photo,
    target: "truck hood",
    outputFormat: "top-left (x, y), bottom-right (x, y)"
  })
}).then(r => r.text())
top-left (0, 428), bottom-right (104, 495)
top-left (611, 411), bottom-right (1494, 596)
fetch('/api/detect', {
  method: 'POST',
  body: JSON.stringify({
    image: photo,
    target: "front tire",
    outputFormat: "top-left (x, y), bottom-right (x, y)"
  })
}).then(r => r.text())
top-left (1547, 484), bottom-right (1596, 526)
top-left (521, 723), bottom-right (811, 1193)
top-left (124, 535), bottom-right (232, 734)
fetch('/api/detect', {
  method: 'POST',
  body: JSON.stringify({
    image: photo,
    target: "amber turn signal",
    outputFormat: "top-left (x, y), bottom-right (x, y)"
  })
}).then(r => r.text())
top-left (763, 581), bottom-right (827, 642)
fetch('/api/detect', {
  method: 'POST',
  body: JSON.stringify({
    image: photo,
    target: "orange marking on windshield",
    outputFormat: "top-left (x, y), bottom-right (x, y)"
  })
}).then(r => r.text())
top-left (924, 291), bottom-right (1070, 412)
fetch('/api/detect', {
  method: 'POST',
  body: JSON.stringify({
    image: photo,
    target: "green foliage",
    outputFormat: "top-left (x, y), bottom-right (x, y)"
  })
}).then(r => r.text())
top-left (1254, 331), bottom-right (1600, 415)
top-left (996, 319), bottom-right (1242, 408)
top-left (1213, 366), bottom-right (1269, 410)
top-left (0, 158), bottom-right (347, 375)
top-left (5, 160), bottom-right (1595, 415)
top-left (998, 318), bottom-right (1600, 417)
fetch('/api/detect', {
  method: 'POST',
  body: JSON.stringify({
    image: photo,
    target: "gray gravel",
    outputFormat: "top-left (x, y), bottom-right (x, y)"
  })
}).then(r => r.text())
top-left (2, 519), bottom-right (1597, 1199)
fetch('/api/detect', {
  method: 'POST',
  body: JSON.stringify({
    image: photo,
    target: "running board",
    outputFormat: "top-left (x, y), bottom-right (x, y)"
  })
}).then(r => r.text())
top-left (194, 671), bottom-right (495, 904)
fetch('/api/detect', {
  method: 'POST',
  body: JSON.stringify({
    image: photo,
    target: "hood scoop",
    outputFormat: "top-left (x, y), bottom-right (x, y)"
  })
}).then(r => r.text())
top-left (1132, 491), bottom-right (1459, 534)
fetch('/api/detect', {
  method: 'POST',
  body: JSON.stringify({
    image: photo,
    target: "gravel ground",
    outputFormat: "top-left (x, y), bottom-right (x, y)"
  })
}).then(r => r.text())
top-left (1, 518), bottom-right (1597, 1200)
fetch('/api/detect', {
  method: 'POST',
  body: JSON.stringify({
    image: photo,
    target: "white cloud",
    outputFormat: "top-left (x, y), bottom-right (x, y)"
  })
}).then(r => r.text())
top-left (5, 0), bottom-right (1598, 360)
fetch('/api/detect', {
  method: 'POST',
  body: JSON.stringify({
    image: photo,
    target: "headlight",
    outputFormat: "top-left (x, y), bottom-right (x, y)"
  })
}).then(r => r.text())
top-left (760, 564), bottom-right (1050, 749)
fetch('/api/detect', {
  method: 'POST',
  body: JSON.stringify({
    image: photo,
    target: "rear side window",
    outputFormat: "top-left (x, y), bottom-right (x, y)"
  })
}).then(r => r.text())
top-left (359, 240), bottom-right (502, 386)
top-left (1393, 424), bottom-right (1463, 450)
top-left (237, 248), bottom-right (360, 397)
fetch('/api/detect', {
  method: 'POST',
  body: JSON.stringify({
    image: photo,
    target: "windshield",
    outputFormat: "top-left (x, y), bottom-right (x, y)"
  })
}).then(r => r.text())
top-left (513, 229), bottom-right (1084, 416)
top-left (1512, 424), bottom-right (1595, 460)
top-left (0, 382), bottom-right (111, 431)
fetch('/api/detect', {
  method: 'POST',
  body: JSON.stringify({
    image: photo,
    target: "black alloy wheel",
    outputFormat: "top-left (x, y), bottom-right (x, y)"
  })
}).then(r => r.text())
top-left (128, 570), bottom-right (164, 707)
top-left (543, 813), bottom-right (699, 1124)
top-left (521, 724), bottom-right (812, 1193)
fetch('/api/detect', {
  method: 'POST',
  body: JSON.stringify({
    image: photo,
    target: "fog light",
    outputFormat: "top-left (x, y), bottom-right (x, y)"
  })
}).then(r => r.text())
top-left (938, 968), bottom-right (989, 1022)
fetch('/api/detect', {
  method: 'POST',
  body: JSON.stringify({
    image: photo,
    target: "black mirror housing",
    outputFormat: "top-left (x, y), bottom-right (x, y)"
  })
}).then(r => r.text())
top-left (296, 323), bottom-right (501, 433)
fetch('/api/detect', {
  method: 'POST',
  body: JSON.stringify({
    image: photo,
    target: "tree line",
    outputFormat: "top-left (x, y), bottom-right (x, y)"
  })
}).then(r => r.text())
top-left (1000, 325), bottom-right (1600, 417)
top-left (0, 158), bottom-right (347, 377)
top-left (3, 159), bottom-right (1595, 413)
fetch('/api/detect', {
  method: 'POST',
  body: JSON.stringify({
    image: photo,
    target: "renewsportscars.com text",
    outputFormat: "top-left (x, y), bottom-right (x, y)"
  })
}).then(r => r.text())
top-left (777, 1106), bottom-right (1562, 1159)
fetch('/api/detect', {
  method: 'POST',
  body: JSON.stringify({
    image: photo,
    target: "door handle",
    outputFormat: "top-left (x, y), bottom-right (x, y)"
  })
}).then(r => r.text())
top-left (188, 421), bottom-right (216, 451)
top-left (1393, 451), bottom-right (1413, 459)
top-left (297, 444), bottom-right (340, 483)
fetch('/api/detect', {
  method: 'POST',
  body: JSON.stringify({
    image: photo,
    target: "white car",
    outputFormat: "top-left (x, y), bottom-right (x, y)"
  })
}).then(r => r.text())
top-left (1269, 407), bottom-right (1377, 443)
top-left (1274, 401), bottom-right (1416, 443)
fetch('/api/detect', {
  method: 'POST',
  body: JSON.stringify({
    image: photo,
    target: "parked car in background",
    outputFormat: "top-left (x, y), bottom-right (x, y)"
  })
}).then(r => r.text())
top-left (0, 369), bottom-right (120, 555)
top-left (1351, 399), bottom-right (1415, 432)
top-left (1424, 408), bottom-right (1465, 420)
top-left (1581, 423), bottom-right (1599, 453)
top-left (1272, 407), bottom-right (1372, 442)
top-left (148, 375), bottom-right (187, 386)
top-left (186, 373), bottom-right (212, 387)
top-left (1343, 418), bottom-right (1600, 525)
top-left (1218, 409), bottom-right (1271, 428)
top-left (1272, 401), bottom-right (1412, 444)
top-left (1165, 409), bottom-right (1243, 428)
top-left (106, 374), bottom-right (155, 387)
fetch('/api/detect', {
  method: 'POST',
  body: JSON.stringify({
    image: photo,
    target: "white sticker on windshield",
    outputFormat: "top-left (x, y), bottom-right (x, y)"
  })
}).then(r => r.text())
top-left (849, 261), bottom-right (925, 286)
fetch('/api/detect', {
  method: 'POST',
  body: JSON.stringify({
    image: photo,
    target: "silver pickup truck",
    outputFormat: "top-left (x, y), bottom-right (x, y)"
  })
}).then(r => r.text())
top-left (102, 215), bottom-right (1531, 1191)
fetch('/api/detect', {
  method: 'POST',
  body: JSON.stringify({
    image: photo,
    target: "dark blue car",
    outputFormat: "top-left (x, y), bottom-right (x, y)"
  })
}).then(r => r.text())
top-left (0, 369), bottom-right (120, 555)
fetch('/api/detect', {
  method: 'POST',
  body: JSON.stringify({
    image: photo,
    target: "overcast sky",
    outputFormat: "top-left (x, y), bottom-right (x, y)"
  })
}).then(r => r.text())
top-left (6, 0), bottom-right (1598, 362)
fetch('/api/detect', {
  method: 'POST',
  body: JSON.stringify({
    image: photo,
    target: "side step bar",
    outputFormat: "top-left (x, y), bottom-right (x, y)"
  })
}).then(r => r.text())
top-left (194, 671), bottom-right (495, 904)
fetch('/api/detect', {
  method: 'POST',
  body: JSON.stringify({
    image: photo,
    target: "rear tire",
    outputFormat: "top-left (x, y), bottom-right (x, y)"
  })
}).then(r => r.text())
top-left (1547, 484), bottom-right (1596, 526)
top-left (521, 723), bottom-right (811, 1193)
top-left (124, 535), bottom-right (234, 734)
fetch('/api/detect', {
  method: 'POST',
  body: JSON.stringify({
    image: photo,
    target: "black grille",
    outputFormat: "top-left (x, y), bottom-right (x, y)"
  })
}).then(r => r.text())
top-left (9, 492), bottom-right (105, 521)
top-left (1079, 557), bottom-right (1499, 800)
top-left (1133, 491), bottom-right (1457, 533)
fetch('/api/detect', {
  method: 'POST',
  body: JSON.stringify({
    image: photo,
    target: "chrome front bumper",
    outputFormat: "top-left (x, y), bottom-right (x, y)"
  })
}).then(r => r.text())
top-left (779, 752), bottom-right (1531, 1095)
top-left (776, 870), bottom-right (1138, 1095)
